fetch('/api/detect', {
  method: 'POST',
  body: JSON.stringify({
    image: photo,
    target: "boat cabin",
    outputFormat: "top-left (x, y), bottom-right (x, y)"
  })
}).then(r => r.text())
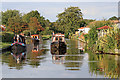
top-left (31, 35), bottom-right (40, 40)
top-left (13, 34), bottom-right (26, 44)
top-left (52, 33), bottom-right (65, 42)
top-left (51, 33), bottom-right (67, 55)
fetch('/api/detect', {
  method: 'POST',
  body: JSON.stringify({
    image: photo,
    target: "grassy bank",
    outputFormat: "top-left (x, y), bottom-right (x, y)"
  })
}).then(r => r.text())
top-left (0, 31), bottom-right (14, 49)
top-left (42, 35), bottom-right (52, 40)
top-left (0, 42), bottom-right (11, 49)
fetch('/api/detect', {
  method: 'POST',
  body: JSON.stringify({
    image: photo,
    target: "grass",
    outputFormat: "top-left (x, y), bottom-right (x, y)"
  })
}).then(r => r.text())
top-left (42, 35), bottom-right (52, 40)
top-left (0, 42), bottom-right (12, 49)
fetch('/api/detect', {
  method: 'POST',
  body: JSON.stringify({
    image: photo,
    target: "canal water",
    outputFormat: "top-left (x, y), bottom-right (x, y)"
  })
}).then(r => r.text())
top-left (1, 39), bottom-right (120, 78)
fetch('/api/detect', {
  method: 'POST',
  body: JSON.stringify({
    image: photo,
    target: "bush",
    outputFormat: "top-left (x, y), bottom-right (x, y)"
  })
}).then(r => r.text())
top-left (83, 34), bottom-right (88, 42)
top-left (23, 30), bottom-right (31, 36)
top-left (2, 32), bottom-right (14, 42)
top-left (87, 20), bottom-right (113, 49)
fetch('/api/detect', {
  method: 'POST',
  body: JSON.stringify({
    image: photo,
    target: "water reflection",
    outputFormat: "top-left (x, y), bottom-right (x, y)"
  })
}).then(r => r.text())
top-left (88, 50), bottom-right (120, 78)
top-left (51, 41), bottom-right (66, 64)
top-left (2, 51), bottom-right (26, 70)
top-left (27, 43), bottom-right (47, 68)
top-left (10, 52), bottom-right (26, 64)
top-left (2, 41), bottom-right (48, 69)
top-left (2, 39), bottom-right (120, 78)
top-left (50, 39), bottom-right (85, 71)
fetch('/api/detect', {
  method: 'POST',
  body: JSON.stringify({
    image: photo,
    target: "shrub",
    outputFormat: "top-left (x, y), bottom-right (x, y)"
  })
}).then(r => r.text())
top-left (2, 32), bottom-right (14, 42)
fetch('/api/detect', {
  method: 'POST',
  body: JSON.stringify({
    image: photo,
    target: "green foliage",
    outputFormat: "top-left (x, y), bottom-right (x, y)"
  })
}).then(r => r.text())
top-left (2, 10), bottom-right (53, 35)
top-left (1, 42), bottom-right (11, 49)
top-left (109, 16), bottom-right (118, 20)
top-left (83, 19), bottom-right (95, 26)
top-left (96, 24), bottom-right (119, 53)
top-left (2, 10), bottom-right (29, 34)
top-left (117, 29), bottom-right (120, 49)
top-left (42, 35), bottom-right (52, 40)
top-left (2, 10), bottom-right (21, 26)
top-left (23, 30), bottom-right (30, 36)
top-left (39, 27), bottom-right (52, 35)
top-left (56, 6), bottom-right (84, 37)
top-left (87, 27), bottom-right (98, 49)
top-left (83, 34), bottom-right (88, 42)
top-left (22, 10), bottom-right (46, 28)
top-left (7, 15), bottom-right (23, 34)
top-left (2, 32), bottom-right (14, 42)
top-left (87, 20), bottom-right (113, 49)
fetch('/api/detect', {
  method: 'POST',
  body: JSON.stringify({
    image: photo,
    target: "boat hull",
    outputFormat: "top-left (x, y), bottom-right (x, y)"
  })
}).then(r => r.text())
top-left (11, 43), bottom-right (26, 54)
top-left (51, 41), bottom-right (66, 55)
top-left (32, 39), bottom-right (39, 44)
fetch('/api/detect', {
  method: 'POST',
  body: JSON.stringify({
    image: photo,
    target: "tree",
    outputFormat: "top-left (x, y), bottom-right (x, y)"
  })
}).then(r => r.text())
top-left (2, 10), bottom-right (21, 26)
top-left (87, 20), bottom-right (114, 50)
top-left (83, 19), bottom-right (95, 26)
top-left (109, 16), bottom-right (118, 20)
top-left (56, 6), bottom-right (83, 37)
top-left (23, 10), bottom-right (46, 28)
top-left (28, 17), bottom-right (44, 34)
top-left (8, 15), bottom-right (23, 34)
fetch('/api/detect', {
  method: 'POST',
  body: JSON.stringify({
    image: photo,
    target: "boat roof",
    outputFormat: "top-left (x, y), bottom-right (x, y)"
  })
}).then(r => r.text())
top-left (31, 34), bottom-right (39, 36)
top-left (53, 33), bottom-right (65, 37)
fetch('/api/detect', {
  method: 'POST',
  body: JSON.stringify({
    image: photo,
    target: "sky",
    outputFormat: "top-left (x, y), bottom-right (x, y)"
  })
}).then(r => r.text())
top-left (1, 0), bottom-right (120, 2)
top-left (1, 2), bottom-right (118, 22)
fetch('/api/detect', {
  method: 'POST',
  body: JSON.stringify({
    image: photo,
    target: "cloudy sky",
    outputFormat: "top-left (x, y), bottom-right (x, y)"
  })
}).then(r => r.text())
top-left (2, 2), bottom-right (118, 22)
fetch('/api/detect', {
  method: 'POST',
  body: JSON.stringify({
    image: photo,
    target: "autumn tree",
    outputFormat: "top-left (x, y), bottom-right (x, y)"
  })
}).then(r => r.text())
top-left (28, 17), bottom-right (44, 34)
top-left (23, 10), bottom-right (46, 28)
top-left (8, 15), bottom-right (23, 34)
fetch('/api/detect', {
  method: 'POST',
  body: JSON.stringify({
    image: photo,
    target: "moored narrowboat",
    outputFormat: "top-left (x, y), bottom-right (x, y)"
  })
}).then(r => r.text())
top-left (11, 34), bottom-right (26, 52)
top-left (51, 33), bottom-right (67, 55)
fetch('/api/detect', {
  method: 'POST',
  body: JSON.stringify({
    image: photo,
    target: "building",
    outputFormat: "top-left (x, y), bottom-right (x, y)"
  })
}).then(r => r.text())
top-left (97, 26), bottom-right (112, 38)
top-left (78, 26), bottom-right (90, 34)
top-left (0, 25), bottom-right (6, 31)
top-left (76, 26), bottom-right (90, 42)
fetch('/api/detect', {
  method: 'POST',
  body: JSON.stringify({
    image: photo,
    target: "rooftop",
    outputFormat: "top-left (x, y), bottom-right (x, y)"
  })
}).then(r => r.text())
top-left (78, 26), bottom-right (89, 30)
top-left (97, 26), bottom-right (111, 30)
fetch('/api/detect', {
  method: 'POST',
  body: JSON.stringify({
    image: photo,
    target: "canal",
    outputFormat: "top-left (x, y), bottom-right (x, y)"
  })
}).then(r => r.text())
top-left (1, 39), bottom-right (120, 78)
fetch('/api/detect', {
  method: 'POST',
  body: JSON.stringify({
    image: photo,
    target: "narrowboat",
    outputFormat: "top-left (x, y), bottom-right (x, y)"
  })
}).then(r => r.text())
top-left (31, 34), bottom-right (42, 43)
top-left (11, 34), bottom-right (26, 52)
top-left (51, 33), bottom-right (67, 55)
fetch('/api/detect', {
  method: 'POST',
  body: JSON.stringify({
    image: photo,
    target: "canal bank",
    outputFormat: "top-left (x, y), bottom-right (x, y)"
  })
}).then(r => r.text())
top-left (42, 35), bottom-right (52, 40)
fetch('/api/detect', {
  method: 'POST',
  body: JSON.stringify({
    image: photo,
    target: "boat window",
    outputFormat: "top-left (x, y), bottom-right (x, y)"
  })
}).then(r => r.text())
top-left (56, 37), bottom-right (58, 40)
top-left (59, 37), bottom-right (62, 41)
top-left (62, 37), bottom-right (64, 41)
top-left (53, 37), bottom-right (55, 41)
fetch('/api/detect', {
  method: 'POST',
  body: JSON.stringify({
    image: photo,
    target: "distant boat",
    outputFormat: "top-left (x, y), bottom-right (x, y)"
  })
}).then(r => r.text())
top-left (51, 33), bottom-right (67, 55)
top-left (31, 34), bottom-right (42, 44)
